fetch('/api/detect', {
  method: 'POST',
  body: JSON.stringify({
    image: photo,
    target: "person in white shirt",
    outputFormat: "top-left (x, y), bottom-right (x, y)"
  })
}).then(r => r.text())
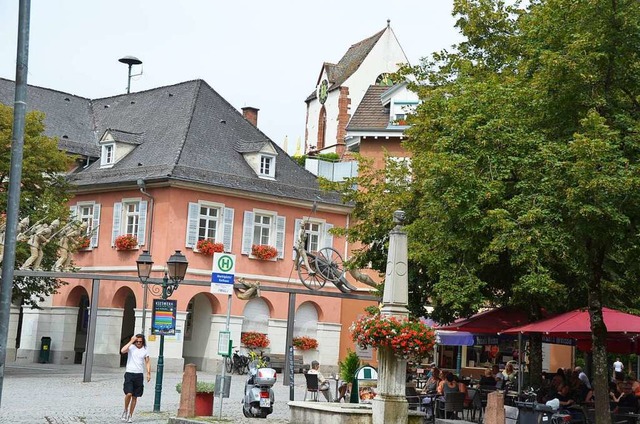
top-left (308, 360), bottom-right (332, 401)
top-left (575, 366), bottom-right (591, 389)
top-left (120, 334), bottom-right (151, 423)
top-left (613, 358), bottom-right (624, 381)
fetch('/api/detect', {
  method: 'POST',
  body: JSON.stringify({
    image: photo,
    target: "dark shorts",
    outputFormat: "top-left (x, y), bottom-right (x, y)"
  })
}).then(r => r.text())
top-left (123, 372), bottom-right (144, 397)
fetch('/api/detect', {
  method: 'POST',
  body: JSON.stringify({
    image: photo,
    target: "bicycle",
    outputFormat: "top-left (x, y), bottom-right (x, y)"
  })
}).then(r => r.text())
top-left (225, 348), bottom-right (249, 375)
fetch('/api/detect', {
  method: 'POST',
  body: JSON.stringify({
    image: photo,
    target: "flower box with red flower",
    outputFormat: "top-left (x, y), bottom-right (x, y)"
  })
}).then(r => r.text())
top-left (196, 239), bottom-right (224, 256)
top-left (251, 244), bottom-right (278, 261)
top-left (114, 234), bottom-right (138, 250)
top-left (241, 331), bottom-right (270, 349)
top-left (292, 336), bottom-right (318, 351)
top-left (350, 314), bottom-right (435, 361)
top-left (77, 236), bottom-right (91, 250)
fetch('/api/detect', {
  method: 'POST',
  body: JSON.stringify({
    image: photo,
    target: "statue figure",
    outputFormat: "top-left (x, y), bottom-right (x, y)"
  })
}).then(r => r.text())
top-left (295, 222), bottom-right (314, 274)
top-left (20, 219), bottom-right (60, 270)
top-left (0, 216), bottom-right (30, 264)
top-left (53, 221), bottom-right (87, 271)
top-left (234, 277), bottom-right (261, 300)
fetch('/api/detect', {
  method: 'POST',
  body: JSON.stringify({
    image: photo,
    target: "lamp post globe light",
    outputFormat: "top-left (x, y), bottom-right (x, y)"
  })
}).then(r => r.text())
top-left (136, 250), bottom-right (188, 412)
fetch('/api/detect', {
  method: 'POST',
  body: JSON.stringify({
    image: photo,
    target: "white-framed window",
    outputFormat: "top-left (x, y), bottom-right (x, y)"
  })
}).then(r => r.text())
top-left (241, 210), bottom-right (285, 259)
top-left (259, 154), bottom-right (275, 178)
top-left (292, 218), bottom-right (333, 259)
top-left (100, 144), bottom-right (115, 168)
top-left (70, 202), bottom-right (101, 248)
top-left (111, 198), bottom-right (148, 247)
top-left (185, 202), bottom-right (234, 252)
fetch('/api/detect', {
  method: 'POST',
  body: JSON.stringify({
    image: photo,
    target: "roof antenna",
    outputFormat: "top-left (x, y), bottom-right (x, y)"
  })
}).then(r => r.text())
top-left (118, 56), bottom-right (143, 94)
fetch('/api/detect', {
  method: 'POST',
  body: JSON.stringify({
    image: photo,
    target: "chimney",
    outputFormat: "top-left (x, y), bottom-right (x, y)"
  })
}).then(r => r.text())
top-left (242, 106), bottom-right (259, 127)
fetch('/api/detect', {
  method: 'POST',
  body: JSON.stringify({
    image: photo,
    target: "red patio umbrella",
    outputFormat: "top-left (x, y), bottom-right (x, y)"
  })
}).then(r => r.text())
top-left (438, 307), bottom-right (531, 334)
top-left (502, 307), bottom-right (640, 337)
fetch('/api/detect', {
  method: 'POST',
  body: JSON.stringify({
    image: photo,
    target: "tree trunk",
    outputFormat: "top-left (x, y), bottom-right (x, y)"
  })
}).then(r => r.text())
top-left (528, 333), bottom-right (543, 388)
top-left (588, 242), bottom-right (611, 424)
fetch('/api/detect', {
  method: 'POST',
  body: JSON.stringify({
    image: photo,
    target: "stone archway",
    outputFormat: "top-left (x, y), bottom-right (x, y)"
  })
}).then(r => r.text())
top-left (113, 286), bottom-right (136, 367)
top-left (66, 285), bottom-right (90, 364)
top-left (182, 293), bottom-right (219, 370)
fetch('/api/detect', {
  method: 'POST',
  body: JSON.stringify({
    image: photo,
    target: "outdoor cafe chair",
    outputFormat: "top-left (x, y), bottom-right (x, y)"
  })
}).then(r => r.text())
top-left (304, 373), bottom-right (319, 401)
top-left (438, 391), bottom-right (465, 420)
top-left (405, 386), bottom-right (423, 411)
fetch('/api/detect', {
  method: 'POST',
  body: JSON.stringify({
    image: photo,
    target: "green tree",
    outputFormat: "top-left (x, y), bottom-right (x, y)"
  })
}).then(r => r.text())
top-left (0, 104), bottom-right (74, 308)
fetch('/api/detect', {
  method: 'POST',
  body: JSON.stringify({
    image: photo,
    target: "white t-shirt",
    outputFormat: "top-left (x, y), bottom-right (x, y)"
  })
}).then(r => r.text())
top-left (614, 360), bottom-right (624, 373)
top-left (125, 344), bottom-right (149, 374)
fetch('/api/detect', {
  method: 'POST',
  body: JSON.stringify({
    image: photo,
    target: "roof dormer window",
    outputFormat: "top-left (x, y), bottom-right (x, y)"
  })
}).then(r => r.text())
top-left (101, 143), bottom-right (115, 168)
top-left (260, 154), bottom-right (275, 178)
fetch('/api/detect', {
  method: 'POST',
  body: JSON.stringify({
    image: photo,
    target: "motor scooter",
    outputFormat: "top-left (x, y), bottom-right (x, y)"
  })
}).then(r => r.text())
top-left (242, 358), bottom-right (276, 418)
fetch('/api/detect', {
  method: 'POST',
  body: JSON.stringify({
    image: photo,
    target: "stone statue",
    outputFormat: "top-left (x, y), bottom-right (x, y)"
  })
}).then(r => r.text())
top-left (0, 216), bottom-right (30, 265)
top-left (53, 221), bottom-right (87, 271)
top-left (295, 222), bottom-right (314, 274)
top-left (234, 277), bottom-right (261, 300)
top-left (20, 219), bottom-right (60, 270)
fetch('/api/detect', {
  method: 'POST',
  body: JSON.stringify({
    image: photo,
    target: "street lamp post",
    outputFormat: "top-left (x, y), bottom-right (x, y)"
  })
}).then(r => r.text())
top-left (136, 249), bottom-right (188, 412)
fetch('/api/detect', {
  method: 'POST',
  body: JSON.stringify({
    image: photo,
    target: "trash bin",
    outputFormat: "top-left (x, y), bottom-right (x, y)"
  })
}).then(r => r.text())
top-left (515, 401), bottom-right (554, 424)
top-left (39, 336), bottom-right (52, 363)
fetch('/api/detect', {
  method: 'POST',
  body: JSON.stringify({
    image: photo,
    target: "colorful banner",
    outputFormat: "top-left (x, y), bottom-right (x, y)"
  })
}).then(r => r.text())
top-left (152, 299), bottom-right (177, 335)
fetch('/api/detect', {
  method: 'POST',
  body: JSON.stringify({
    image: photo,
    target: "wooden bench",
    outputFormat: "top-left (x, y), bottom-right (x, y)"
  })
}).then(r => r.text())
top-left (267, 353), bottom-right (304, 373)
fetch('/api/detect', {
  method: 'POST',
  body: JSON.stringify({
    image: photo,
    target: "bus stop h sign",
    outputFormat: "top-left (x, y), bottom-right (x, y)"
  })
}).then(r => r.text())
top-left (211, 253), bottom-right (236, 294)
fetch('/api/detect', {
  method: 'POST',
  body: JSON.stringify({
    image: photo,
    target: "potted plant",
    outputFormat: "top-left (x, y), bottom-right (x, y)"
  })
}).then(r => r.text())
top-left (196, 238), bottom-right (224, 256)
top-left (114, 234), bottom-right (138, 250)
top-left (176, 381), bottom-right (215, 416)
top-left (241, 331), bottom-right (270, 349)
top-left (251, 244), bottom-right (278, 260)
top-left (339, 349), bottom-right (361, 384)
top-left (293, 336), bottom-right (318, 351)
top-left (76, 235), bottom-right (91, 250)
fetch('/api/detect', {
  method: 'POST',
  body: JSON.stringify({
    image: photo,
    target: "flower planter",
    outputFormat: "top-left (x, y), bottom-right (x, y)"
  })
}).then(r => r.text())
top-left (195, 392), bottom-right (214, 416)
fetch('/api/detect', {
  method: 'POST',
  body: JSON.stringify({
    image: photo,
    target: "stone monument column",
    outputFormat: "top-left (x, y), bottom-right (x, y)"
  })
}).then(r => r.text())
top-left (372, 210), bottom-right (410, 424)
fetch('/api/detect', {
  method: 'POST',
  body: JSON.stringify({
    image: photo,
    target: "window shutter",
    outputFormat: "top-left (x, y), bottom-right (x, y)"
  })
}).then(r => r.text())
top-left (323, 223), bottom-right (334, 249)
top-left (293, 219), bottom-right (302, 260)
top-left (111, 202), bottom-right (122, 247)
top-left (275, 215), bottom-right (286, 259)
top-left (223, 207), bottom-right (234, 252)
top-left (91, 203), bottom-right (101, 248)
top-left (137, 200), bottom-right (148, 246)
top-left (241, 211), bottom-right (254, 255)
top-left (69, 205), bottom-right (78, 220)
top-left (185, 202), bottom-right (199, 249)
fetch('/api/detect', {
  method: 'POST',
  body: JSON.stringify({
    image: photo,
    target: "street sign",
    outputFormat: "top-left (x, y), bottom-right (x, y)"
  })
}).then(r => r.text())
top-left (151, 299), bottom-right (177, 335)
top-left (218, 330), bottom-right (231, 356)
top-left (211, 253), bottom-right (236, 294)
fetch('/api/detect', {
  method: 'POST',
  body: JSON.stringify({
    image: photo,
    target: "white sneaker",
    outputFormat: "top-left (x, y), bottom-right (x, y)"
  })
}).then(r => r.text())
top-left (121, 410), bottom-right (128, 421)
top-left (127, 417), bottom-right (133, 423)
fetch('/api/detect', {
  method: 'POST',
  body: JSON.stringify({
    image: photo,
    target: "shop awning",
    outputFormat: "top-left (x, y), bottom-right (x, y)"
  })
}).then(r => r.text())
top-left (502, 307), bottom-right (640, 337)
top-left (438, 307), bottom-right (531, 334)
top-left (435, 330), bottom-right (475, 346)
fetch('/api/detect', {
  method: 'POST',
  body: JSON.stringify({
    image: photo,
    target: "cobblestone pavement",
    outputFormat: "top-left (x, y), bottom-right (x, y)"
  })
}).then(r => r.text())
top-left (0, 363), bottom-right (307, 423)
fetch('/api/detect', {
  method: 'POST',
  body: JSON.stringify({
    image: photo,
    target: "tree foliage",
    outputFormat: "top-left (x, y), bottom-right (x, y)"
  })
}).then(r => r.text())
top-left (0, 104), bottom-right (74, 307)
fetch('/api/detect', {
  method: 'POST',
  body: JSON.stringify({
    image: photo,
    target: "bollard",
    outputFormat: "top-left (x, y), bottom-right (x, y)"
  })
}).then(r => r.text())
top-left (484, 390), bottom-right (505, 424)
top-left (177, 363), bottom-right (197, 417)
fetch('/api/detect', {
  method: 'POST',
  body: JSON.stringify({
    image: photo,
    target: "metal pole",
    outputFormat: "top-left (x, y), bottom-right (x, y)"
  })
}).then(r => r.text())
top-left (284, 293), bottom-right (295, 400)
top-left (0, 0), bottom-right (31, 407)
top-left (153, 275), bottom-right (168, 412)
top-left (141, 285), bottom-right (148, 334)
top-left (83, 279), bottom-right (100, 383)
top-left (126, 64), bottom-right (132, 94)
top-left (218, 294), bottom-right (232, 419)
top-left (517, 333), bottom-right (522, 395)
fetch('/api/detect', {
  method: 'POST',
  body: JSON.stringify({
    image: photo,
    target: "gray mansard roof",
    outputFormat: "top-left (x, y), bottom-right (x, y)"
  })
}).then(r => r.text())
top-left (0, 78), bottom-right (344, 206)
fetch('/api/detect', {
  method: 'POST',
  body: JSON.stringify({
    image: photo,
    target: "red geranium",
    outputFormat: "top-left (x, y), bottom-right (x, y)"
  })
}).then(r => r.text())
top-left (241, 331), bottom-right (270, 349)
top-left (293, 336), bottom-right (319, 350)
top-left (196, 238), bottom-right (224, 255)
top-left (251, 244), bottom-right (278, 260)
top-left (350, 314), bottom-right (435, 360)
top-left (114, 234), bottom-right (138, 250)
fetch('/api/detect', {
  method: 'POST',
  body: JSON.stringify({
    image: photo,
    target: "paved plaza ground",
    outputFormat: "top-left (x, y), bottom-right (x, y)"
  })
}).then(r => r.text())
top-left (0, 362), bottom-right (307, 423)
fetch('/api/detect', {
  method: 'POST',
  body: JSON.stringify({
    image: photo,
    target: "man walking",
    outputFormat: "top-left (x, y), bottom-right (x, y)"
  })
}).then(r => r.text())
top-left (121, 334), bottom-right (151, 422)
top-left (613, 357), bottom-right (624, 381)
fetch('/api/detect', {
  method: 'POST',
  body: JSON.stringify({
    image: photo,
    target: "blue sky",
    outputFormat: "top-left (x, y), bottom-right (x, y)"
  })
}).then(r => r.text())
top-left (0, 1), bottom-right (462, 154)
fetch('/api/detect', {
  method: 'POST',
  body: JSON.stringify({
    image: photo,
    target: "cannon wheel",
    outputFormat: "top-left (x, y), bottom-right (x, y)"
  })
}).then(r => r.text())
top-left (297, 256), bottom-right (326, 290)
top-left (315, 247), bottom-right (344, 283)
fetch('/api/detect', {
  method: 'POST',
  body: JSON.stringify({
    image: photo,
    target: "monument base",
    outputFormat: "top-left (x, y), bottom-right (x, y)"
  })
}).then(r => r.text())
top-left (288, 401), bottom-right (424, 424)
top-left (372, 395), bottom-right (409, 424)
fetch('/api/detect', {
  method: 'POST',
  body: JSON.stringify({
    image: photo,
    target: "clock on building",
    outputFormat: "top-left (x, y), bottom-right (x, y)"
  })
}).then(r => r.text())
top-left (317, 79), bottom-right (328, 104)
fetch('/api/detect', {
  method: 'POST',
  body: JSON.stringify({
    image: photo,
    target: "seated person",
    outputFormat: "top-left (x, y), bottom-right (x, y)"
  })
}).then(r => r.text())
top-left (614, 383), bottom-right (638, 412)
top-left (492, 364), bottom-right (505, 389)
top-left (479, 368), bottom-right (497, 387)
top-left (308, 360), bottom-right (332, 401)
top-left (454, 375), bottom-right (472, 407)
top-left (424, 367), bottom-right (441, 393)
top-left (502, 362), bottom-right (517, 384)
top-left (551, 383), bottom-right (575, 408)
